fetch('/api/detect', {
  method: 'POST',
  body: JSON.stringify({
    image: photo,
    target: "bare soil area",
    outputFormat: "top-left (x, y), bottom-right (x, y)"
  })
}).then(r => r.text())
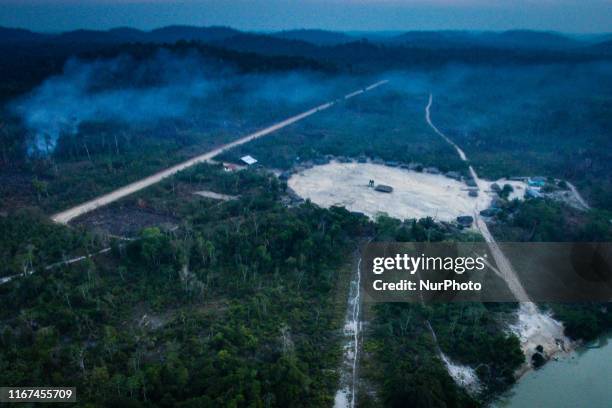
top-left (288, 162), bottom-right (518, 223)
top-left (193, 190), bottom-right (238, 201)
top-left (72, 206), bottom-right (178, 237)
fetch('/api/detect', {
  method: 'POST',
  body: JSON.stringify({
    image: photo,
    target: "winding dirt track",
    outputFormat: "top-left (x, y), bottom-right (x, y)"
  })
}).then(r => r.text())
top-left (52, 80), bottom-right (388, 224)
top-left (425, 93), bottom-right (568, 358)
top-left (0, 247), bottom-right (112, 286)
top-left (566, 181), bottom-right (591, 211)
top-left (426, 93), bottom-right (530, 301)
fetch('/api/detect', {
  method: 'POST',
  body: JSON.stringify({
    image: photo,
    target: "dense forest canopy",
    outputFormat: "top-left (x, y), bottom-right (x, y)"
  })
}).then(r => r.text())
top-left (1, 26), bottom-right (611, 407)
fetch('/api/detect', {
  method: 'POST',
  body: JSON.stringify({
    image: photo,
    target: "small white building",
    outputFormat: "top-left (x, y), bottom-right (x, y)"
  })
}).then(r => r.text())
top-left (240, 155), bottom-right (258, 166)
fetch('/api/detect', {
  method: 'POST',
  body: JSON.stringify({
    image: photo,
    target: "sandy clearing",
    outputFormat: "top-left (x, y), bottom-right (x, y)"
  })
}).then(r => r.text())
top-left (289, 161), bottom-right (497, 223)
top-left (425, 320), bottom-right (482, 395)
top-left (510, 303), bottom-right (568, 361)
top-left (193, 190), bottom-right (238, 201)
top-left (440, 352), bottom-right (482, 395)
top-left (566, 181), bottom-right (590, 211)
top-left (289, 160), bottom-right (567, 360)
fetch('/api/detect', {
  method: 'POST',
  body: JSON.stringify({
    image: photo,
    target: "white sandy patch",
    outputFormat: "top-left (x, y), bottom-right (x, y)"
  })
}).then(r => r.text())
top-left (426, 320), bottom-right (482, 395)
top-left (334, 259), bottom-right (363, 408)
top-left (288, 162), bottom-right (512, 223)
top-left (440, 353), bottom-right (482, 395)
top-left (290, 161), bottom-right (570, 374)
top-left (193, 190), bottom-right (238, 201)
top-left (288, 162), bottom-right (530, 224)
top-left (510, 303), bottom-right (570, 361)
top-left (334, 389), bottom-right (350, 408)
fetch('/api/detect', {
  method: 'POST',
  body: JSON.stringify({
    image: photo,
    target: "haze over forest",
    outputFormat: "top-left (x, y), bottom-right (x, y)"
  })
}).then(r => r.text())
top-left (1, 2), bottom-right (611, 407)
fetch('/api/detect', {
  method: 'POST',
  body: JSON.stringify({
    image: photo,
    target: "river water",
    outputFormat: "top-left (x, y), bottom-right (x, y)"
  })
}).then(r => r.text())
top-left (495, 334), bottom-right (612, 408)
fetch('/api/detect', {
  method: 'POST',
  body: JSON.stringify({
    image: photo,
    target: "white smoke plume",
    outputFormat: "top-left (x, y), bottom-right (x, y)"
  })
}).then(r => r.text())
top-left (11, 49), bottom-right (337, 154)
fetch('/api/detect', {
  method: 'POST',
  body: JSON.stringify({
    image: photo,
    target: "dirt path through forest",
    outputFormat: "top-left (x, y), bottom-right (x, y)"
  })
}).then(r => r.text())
top-left (425, 94), bottom-right (568, 361)
top-left (52, 80), bottom-right (388, 224)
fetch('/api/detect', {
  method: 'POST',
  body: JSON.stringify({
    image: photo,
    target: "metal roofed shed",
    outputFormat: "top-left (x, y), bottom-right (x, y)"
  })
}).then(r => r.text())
top-left (240, 155), bottom-right (258, 165)
top-left (528, 177), bottom-right (546, 187)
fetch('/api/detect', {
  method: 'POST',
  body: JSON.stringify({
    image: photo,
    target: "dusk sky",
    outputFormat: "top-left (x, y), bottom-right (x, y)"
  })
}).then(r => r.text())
top-left (1, 0), bottom-right (611, 33)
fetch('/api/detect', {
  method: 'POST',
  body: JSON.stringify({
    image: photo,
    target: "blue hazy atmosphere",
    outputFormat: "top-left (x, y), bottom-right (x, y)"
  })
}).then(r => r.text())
top-left (1, 1), bottom-right (612, 408)
top-left (1, 0), bottom-right (611, 33)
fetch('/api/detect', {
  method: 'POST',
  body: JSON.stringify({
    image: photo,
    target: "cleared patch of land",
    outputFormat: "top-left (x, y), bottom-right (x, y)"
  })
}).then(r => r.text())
top-left (194, 190), bottom-right (238, 201)
top-left (289, 162), bottom-right (494, 222)
top-left (72, 206), bottom-right (177, 237)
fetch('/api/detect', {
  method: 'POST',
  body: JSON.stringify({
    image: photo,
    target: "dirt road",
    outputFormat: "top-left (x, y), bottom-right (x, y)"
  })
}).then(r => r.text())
top-left (426, 93), bottom-right (530, 300)
top-left (52, 80), bottom-right (388, 224)
top-left (425, 93), bottom-right (568, 357)
top-left (425, 94), bottom-right (467, 161)
top-left (566, 181), bottom-right (590, 211)
top-left (0, 247), bottom-right (112, 286)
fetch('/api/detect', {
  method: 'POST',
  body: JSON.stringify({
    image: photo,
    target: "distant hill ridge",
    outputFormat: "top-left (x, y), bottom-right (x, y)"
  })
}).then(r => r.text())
top-left (389, 29), bottom-right (583, 49)
top-left (1, 25), bottom-right (609, 51)
top-left (0, 25), bottom-right (241, 44)
top-left (271, 29), bottom-right (355, 45)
